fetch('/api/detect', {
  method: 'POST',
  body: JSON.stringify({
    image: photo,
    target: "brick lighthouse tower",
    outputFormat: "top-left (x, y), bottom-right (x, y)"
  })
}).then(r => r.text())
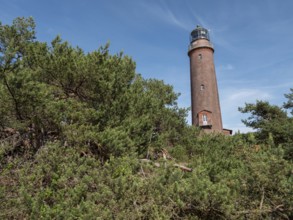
top-left (188, 25), bottom-right (227, 134)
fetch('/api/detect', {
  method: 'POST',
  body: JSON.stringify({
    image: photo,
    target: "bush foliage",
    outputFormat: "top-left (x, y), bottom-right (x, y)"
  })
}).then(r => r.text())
top-left (0, 17), bottom-right (292, 219)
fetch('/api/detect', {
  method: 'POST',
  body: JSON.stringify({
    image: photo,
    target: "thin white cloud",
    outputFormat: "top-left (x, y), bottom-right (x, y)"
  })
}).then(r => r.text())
top-left (218, 64), bottom-right (234, 71)
top-left (220, 89), bottom-right (269, 119)
top-left (225, 123), bottom-right (254, 134)
top-left (46, 27), bottom-right (55, 35)
top-left (220, 88), bottom-right (273, 133)
top-left (190, 13), bottom-right (209, 29)
top-left (0, 1), bottom-right (26, 19)
top-left (227, 89), bottom-right (272, 102)
top-left (139, 1), bottom-right (192, 31)
top-left (166, 9), bottom-right (190, 31)
top-left (257, 82), bottom-right (293, 90)
top-left (185, 0), bottom-right (210, 28)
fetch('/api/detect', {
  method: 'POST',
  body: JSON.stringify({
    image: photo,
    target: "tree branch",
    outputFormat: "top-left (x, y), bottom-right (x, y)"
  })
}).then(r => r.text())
top-left (2, 67), bottom-right (23, 120)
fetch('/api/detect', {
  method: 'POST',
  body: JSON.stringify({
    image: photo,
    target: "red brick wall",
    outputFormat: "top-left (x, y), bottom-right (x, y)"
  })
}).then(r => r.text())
top-left (188, 39), bottom-right (223, 133)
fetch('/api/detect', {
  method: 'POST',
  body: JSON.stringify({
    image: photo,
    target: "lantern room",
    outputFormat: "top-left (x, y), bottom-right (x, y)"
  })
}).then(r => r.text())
top-left (190, 25), bottom-right (210, 43)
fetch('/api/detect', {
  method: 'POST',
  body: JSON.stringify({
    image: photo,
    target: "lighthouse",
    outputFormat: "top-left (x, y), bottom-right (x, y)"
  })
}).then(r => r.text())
top-left (188, 25), bottom-right (230, 134)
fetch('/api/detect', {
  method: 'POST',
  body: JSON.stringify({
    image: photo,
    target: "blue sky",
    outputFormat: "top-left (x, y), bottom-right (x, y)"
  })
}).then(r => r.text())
top-left (1, 0), bottom-right (293, 132)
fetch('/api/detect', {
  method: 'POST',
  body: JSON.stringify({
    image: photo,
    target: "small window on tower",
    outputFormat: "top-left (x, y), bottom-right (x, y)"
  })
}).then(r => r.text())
top-left (202, 114), bottom-right (208, 125)
top-left (200, 84), bottom-right (205, 90)
top-left (198, 54), bottom-right (202, 60)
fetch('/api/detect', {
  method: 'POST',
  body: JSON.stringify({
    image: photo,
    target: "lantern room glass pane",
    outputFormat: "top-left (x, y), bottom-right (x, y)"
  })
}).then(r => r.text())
top-left (190, 26), bottom-right (210, 43)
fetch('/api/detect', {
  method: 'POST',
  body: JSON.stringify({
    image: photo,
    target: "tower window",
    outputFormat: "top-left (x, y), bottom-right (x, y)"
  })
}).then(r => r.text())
top-left (200, 84), bottom-right (205, 90)
top-left (202, 114), bottom-right (208, 125)
top-left (198, 54), bottom-right (202, 60)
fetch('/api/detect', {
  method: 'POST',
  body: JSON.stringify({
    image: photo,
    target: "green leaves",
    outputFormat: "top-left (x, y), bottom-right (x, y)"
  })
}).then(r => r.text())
top-left (0, 17), bottom-right (188, 159)
top-left (0, 17), bottom-right (35, 71)
top-left (1, 17), bottom-right (292, 220)
top-left (239, 95), bottom-right (293, 161)
top-left (238, 100), bottom-right (288, 129)
top-left (284, 88), bottom-right (293, 115)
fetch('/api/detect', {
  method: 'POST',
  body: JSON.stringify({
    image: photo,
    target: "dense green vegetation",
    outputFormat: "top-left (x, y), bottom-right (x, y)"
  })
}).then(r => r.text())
top-left (1, 17), bottom-right (292, 219)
